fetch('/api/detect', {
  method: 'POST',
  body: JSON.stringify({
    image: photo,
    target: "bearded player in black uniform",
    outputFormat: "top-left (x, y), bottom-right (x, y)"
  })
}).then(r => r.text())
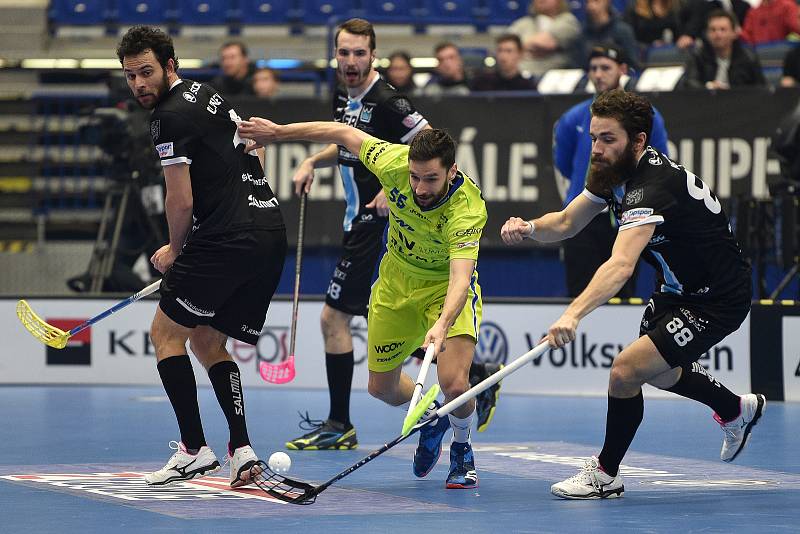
top-left (502, 90), bottom-right (765, 499)
top-left (117, 26), bottom-right (287, 487)
top-left (286, 18), bottom-right (502, 451)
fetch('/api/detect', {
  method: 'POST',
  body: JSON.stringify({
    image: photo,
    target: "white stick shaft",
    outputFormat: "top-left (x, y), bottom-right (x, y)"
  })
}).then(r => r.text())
top-left (406, 344), bottom-right (436, 419)
top-left (434, 341), bottom-right (550, 419)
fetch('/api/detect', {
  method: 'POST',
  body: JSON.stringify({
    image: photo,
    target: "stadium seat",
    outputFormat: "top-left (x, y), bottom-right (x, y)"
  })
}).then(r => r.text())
top-left (763, 66), bottom-right (783, 88)
top-left (115, 0), bottom-right (171, 24)
top-left (487, 0), bottom-right (527, 26)
top-left (363, 0), bottom-right (416, 23)
top-left (635, 66), bottom-right (684, 91)
top-left (240, 0), bottom-right (297, 24)
top-left (301, 0), bottom-right (356, 25)
top-left (645, 44), bottom-right (687, 66)
top-left (756, 41), bottom-right (799, 68)
top-left (175, 0), bottom-right (234, 24)
top-left (419, 0), bottom-right (481, 25)
top-left (49, 0), bottom-right (109, 25)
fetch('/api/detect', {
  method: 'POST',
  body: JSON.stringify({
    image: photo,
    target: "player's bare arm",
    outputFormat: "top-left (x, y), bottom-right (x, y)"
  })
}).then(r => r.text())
top-left (293, 143), bottom-right (339, 196)
top-left (151, 162), bottom-right (193, 274)
top-left (238, 119), bottom-right (372, 163)
top-left (501, 193), bottom-right (606, 245)
top-left (424, 258), bottom-right (476, 356)
top-left (546, 222), bottom-right (654, 348)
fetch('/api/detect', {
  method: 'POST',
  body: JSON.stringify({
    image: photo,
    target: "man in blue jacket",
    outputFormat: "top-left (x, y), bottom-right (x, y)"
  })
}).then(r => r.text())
top-left (553, 44), bottom-right (668, 297)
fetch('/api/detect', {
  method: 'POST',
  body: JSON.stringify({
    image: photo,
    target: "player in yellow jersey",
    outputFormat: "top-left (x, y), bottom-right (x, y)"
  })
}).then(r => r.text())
top-left (239, 118), bottom-right (486, 489)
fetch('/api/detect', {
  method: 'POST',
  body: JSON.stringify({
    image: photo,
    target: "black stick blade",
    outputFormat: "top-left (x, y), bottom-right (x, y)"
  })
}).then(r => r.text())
top-left (250, 461), bottom-right (319, 505)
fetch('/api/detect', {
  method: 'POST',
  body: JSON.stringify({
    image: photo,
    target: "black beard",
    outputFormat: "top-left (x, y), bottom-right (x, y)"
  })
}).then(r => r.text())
top-left (587, 142), bottom-right (637, 196)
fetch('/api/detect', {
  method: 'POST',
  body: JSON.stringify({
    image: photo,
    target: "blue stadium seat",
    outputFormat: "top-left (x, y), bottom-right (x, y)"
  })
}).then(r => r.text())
top-left (488, 0), bottom-right (527, 26)
top-left (756, 41), bottom-right (799, 67)
top-left (175, 0), bottom-right (234, 24)
top-left (115, 0), bottom-right (171, 24)
top-left (763, 66), bottom-right (783, 88)
top-left (49, 0), bottom-right (109, 25)
top-left (419, 0), bottom-right (481, 25)
top-left (301, 0), bottom-right (356, 25)
top-left (363, 0), bottom-right (416, 23)
top-left (240, 0), bottom-right (296, 24)
top-left (645, 44), bottom-right (687, 66)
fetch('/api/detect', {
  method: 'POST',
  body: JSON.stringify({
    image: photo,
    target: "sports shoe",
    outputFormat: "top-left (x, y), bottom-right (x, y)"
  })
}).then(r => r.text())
top-left (446, 441), bottom-right (478, 489)
top-left (229, 444), bottom-right (260, 488)
top-left (285, 412), bottom-right (358, 450)
top-left (413, 404), bottom-right (450, 477)
top-left (550, 457), bottom-right (624, 499)
top-left (471, 362), bottom-right (503, 433)
top-left (714, 393), bottom-right (766, 463)
top-left (144, 441), bottom-right (221, 487)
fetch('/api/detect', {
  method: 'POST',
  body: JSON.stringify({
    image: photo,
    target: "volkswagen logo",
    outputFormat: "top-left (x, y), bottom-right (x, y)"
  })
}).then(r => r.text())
top-left (476, 321), bottom-right (508, 365)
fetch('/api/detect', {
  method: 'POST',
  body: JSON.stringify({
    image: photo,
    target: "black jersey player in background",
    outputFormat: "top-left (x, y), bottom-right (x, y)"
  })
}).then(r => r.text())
top-left (501, 90), bottom-right (765, 500)
top-left (286, 18), bottom-right (502, 452)
top-left (117, 26), bottom-right (287, 488)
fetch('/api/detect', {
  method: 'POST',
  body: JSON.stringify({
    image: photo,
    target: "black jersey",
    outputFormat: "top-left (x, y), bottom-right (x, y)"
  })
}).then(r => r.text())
top-left (332, 75), bottom-right (428, 231)
top-left (586, 146), bottom-right (751, 302)
top-left (150, 79), bottom-right (284, 238)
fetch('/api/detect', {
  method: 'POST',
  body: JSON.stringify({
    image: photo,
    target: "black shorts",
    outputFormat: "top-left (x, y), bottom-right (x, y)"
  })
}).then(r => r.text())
top-left (640, 292), bottom-right (750, 368)
top-left (159, 229), bottom-right (287, 345)
top-left (325, 221), bottom-right (386, 317)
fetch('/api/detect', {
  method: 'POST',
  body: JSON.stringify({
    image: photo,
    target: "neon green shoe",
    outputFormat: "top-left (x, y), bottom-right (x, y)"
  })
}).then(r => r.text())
top-left (285, 413), bottom-right (358, 451)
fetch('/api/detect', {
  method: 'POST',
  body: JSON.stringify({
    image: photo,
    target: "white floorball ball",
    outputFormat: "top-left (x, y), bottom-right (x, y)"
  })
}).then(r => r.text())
top-left (268, 451), bottom-right (291, 474)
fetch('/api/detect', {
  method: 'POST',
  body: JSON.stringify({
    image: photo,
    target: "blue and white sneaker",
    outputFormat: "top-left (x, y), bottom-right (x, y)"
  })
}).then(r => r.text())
top-left (446, 441), bottom-right (478, 489)
top-left (413, 406), bottom-right (450, 478)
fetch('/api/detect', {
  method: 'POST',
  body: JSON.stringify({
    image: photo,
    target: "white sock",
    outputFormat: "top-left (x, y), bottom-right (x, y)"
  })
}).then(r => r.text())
top-left (449, 411), bottom-right (474, 444)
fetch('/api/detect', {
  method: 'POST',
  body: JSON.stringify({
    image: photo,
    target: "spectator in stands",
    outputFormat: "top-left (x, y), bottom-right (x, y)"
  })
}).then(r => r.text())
top-left (385, 51), bottom-right (417, 95)
top-left (471, 34), bottom-right (537, 92)
top-left (580, 0), bottom-right (641, 71)
top-left (676, 0), bottom-right (750, 50)
top-left (624, 0), bottom-right (681, 47)
top-left (552, 44), bottom-right (669, 298)
top-left (781, 46), bottom-right (800, 87)
top-left (508, 0), bottom-right (581, 77)
top-left (739, 0), bottom-right (800, 46)
top-left (252, 68), bottom-right (280, 99)
top-left (211, 41), bottom-right (256, 97)
top-left (682, 10), bottom-right (766, 90)
top-left (421, 42), bottom-right (470, 96)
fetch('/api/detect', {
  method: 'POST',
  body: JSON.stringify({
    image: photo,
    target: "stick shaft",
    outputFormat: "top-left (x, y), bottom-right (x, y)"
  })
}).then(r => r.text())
top-left (289, 193), bottom-right (307, 358)
top-left (67, 279), bottom-right (161, 336)
top-left (406, 344), bottom-right (436, 420)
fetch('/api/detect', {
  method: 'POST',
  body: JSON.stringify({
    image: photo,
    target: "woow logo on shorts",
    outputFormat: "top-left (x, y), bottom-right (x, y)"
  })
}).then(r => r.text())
top-left (374, 341), bottom-right (405, 354)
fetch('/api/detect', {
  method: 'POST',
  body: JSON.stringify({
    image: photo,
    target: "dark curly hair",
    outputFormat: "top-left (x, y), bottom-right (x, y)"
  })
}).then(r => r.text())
top-left (590, 89), bottom-right (653, 146)
top-left (116, 25), bottom-right (179, 71)
top-left (409, 128), bottom-right (456, 170)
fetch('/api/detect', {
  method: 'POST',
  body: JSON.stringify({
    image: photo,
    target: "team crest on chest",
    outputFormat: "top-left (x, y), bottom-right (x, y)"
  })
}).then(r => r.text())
top-left (359, 105), bottom-right (374, 123)
top-left (625, 188), bottom-right (643, 205)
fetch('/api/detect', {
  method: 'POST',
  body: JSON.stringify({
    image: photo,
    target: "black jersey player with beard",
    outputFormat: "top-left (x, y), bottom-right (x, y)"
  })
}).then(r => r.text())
top-left (285, 18), bottom-right (503, 452)
top-left (117, 26), bottom-right (287, 489)
top-left (502, 90), bottom-right (765, 500)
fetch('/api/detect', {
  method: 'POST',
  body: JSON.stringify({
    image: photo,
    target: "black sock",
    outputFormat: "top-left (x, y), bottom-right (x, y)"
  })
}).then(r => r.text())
top-left (597, 391), bottom-right (644, 477)
top-left (665, 362), bottom-right (740, 421)
top-left (469, 361), bottom-right (486, 381)
top-left (208, 360), bottom-right (250, 451)
top-left (326, 351), bottom-right (354, 426)
top-left (157, 355), bottom-right (206, 450)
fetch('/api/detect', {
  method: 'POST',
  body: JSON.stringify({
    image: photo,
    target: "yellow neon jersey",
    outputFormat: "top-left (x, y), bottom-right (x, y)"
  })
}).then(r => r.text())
top-left (359, 137), bottom-right (487, 280)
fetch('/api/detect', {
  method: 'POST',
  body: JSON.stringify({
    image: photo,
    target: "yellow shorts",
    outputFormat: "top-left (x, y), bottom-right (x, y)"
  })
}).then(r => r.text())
top-left (367, 255), bottom-right (482, 372)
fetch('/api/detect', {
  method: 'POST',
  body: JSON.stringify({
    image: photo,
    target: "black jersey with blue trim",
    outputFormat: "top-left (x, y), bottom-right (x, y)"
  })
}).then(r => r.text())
top-left (150, 79), bottom-right (284, 238)
top-left (332, 75), bottom-right (428, 231)
top-left (584, 146), bottom-right (751, 301)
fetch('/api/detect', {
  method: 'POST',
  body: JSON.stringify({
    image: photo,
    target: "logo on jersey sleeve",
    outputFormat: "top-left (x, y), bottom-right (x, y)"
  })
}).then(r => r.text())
top-left (150, 120), bottom-right (160, 140)
top-left (455, 240), bottom-right (479, 249)
top-left (402, 111), bottom-right (423, 128)
top-left (625, 188), bottom-right (643, 205)
top-left (365, 141), bottom-right (389, 165)
top-left (454, 228), bottom-right (482, 238)
top-left (155, 142), bottom-right (174, 158)
top-left (182, 92), bottom-right (196, 103)
top-left (620, 207), bottom-right (654, 225)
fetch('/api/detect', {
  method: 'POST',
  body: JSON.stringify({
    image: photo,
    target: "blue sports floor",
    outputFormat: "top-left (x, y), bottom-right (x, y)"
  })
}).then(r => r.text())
top-left (1, 386), bottom-right (798, 533)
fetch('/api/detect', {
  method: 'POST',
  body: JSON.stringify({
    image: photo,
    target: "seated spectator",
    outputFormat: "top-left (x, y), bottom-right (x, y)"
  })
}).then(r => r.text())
top-left (624, 0), bottom-right (681, 47)
top-left (580, 0), bottom-right (641, 71)
top-left (682, 10), bottom-right (765, 90)
top-left (677, 0), bottom-right (750, 49)
top-left (740, 0), bottom-right (800, 46)
top-left (508, 0), bottom-right (581, 77)
top-left (471, 34), bottom-right (537, 92)
top-left (252, 68), bottom-right (280, 99)
top-left (781, 46), bottom-right (800, 87)
top-left (385, 51), bottom-right (417, 95)
top-left (211, 41), bottom-right (256, 97)
top-left (420, 42), bottom-right (471, 96)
